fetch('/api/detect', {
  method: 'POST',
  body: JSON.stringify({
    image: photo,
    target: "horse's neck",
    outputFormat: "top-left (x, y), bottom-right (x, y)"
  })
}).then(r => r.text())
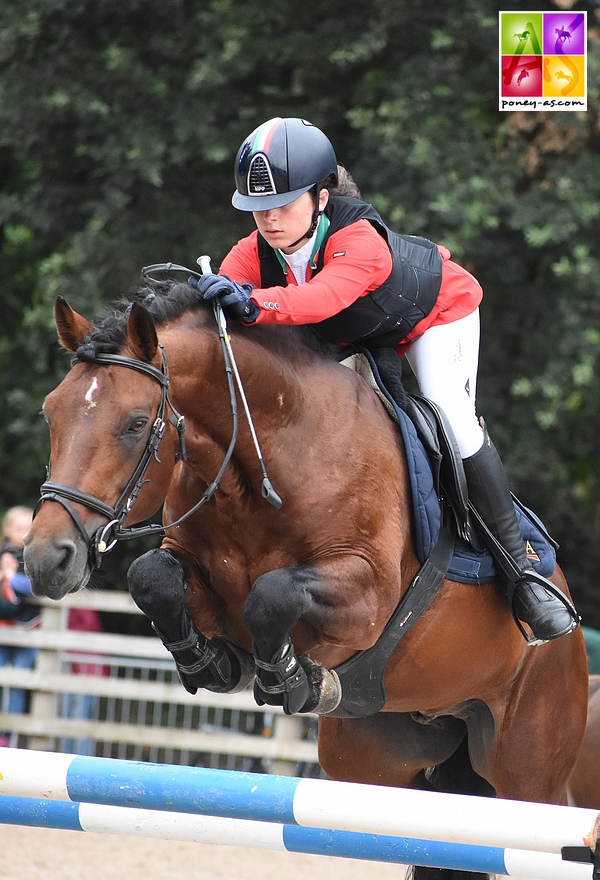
top-left (164, 323), bottom-right (308, 481)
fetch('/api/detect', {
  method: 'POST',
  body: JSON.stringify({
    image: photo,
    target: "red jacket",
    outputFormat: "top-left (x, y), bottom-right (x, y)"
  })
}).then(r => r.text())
top-left (220, 219), bottom-right (482, 356)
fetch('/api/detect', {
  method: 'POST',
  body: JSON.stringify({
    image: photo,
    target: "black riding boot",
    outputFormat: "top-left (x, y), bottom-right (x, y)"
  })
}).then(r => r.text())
top-left (462, 432), bottom-right (577, 643)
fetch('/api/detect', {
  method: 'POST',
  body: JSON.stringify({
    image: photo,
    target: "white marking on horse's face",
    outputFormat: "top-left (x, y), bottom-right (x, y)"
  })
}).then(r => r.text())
top-left (85, 377), bottom-right (99, 409)
top-left (277, 393), bottom-right (284, 408)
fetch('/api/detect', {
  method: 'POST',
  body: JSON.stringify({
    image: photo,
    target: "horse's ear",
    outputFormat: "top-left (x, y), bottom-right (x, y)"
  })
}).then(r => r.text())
top-left (54, 296), bottom-right (96, 352)
top-left (127, 302), bottom-right (158, 363)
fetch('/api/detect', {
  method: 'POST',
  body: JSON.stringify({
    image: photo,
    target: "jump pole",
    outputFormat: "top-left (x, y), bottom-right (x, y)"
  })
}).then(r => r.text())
top-left (0, 794), bottom-right (591, 880)
top-left (0, 749), bottom-right (598, 866)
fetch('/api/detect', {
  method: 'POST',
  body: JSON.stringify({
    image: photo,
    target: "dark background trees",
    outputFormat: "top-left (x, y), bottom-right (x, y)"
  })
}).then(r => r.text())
top-left (1, 0), bottom-right (599, 624)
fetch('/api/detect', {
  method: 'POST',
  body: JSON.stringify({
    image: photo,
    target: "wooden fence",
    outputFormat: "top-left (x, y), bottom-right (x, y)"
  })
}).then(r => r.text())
top-left (0, 590), bottom-right (319, 776)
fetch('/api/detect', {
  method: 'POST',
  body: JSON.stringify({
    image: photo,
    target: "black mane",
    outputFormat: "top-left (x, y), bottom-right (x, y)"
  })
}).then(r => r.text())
top-left (74, 278), bottom-right (336, 363)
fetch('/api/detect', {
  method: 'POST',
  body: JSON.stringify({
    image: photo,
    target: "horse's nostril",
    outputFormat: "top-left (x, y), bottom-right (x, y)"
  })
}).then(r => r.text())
top-left (54, 537), bottom-right (78, 573)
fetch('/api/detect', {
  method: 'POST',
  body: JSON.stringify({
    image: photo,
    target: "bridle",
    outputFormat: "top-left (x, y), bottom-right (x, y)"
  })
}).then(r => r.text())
top-left (37, 344), bottom-right (190, 568)
top-left (36, 264), bottom-right (282, 570)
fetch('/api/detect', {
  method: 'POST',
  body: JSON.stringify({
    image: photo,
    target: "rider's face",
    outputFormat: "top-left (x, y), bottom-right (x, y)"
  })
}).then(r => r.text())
top-left (253, 189), bottom-right (329, 254)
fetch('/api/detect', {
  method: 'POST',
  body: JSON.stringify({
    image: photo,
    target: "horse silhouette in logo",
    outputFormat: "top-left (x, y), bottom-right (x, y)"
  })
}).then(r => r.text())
top-left (555, 25), bottom-right (572, 45)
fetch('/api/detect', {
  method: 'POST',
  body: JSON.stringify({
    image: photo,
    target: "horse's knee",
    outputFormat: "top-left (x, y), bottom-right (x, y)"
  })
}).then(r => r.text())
top-left (242, 567), bottom-right (312, 639)
top-left (127, 548), bottom-right (185, 623)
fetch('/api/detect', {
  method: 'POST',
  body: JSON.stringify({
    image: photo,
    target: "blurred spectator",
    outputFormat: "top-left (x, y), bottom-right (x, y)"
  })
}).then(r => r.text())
top-left (0, 506), bottom-right (40, 746)
top-left (60, 607), bottom-right (107, 755)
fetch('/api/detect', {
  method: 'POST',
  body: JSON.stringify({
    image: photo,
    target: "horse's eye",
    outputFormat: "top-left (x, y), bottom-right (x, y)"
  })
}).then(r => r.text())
top-left (129, 418), bottom-right (148, 434)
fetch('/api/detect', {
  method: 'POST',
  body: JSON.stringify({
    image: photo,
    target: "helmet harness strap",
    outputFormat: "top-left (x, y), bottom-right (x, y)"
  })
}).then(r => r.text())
top-left (286, 184), bottom-right (323, 249)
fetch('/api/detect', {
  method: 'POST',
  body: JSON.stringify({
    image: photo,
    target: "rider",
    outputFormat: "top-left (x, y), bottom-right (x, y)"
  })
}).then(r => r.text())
top-left (197, 116), bottom-right (577, 644)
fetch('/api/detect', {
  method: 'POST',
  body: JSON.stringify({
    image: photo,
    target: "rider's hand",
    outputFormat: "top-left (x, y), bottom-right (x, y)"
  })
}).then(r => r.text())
top-left (198, 274), bottom-right (260, 323)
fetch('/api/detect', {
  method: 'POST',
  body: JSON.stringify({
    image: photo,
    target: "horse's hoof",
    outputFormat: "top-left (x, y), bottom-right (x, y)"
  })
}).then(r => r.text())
top-left (298, 658), bottom-right (342, 715)
top-left (316, 667), bottom-right (342, 714)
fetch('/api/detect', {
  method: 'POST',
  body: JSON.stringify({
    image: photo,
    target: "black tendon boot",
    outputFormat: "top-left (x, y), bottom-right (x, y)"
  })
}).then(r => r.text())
top-left (253, 636), bottom-right (311, 715)
top-left (462, 432), bottom-right (578, 643)
top-left (152, 617), bottom-right (254, 695)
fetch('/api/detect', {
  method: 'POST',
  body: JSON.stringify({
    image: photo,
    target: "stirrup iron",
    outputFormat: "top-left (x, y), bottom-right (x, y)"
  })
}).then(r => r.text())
top-left (506, 570), bottom-right (580, 646)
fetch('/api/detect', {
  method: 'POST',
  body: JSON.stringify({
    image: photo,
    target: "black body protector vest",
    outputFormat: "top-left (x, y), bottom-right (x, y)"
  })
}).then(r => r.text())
top-left (257, 196), bottom-right (443, 348)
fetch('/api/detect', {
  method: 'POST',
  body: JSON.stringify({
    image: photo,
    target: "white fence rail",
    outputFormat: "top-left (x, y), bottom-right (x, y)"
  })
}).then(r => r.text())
top-left (0, 590), bottom-right (320, 776)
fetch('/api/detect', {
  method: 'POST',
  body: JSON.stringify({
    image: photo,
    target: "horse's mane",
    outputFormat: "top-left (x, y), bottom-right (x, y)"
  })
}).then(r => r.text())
top-left (74, 278), bottom-right (337, 363)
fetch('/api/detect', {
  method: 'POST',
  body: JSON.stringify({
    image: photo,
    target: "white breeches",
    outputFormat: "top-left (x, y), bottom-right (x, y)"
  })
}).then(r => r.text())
top-left (405, 309), bottom-right (484, 459)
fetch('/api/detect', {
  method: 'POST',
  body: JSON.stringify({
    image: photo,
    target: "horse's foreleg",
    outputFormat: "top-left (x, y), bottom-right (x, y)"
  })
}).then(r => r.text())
top-left (128, 548), bottom-right (253, 695)
top-left (242, 565), bottom-right (341, 716)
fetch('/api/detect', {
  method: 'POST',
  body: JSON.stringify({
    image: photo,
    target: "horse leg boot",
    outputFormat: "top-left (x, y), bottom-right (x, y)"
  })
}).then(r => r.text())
top-left (252, 635), bottom-right (311, 715)
top-left (462, 431), bottom-right (578, 642)
top-left (242, 567), bottom-right (342, 716)
top-left (128, 549), bottom-right (254, 694)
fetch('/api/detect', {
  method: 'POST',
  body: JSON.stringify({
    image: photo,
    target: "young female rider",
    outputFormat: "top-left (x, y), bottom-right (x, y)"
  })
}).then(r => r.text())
top-left (198, 116), bottom-right (577, 644)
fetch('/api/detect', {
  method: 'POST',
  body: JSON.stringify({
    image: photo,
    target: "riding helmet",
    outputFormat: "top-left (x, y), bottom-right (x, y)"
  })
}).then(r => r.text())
top-left (232, 117), bottom-right (338, 211)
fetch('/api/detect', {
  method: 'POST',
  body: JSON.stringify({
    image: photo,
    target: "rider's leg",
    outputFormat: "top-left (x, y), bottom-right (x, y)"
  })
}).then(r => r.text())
top-left (461, 431), bottom-right (575, 640)
top-left (406, 309), bottom-right (576, 642)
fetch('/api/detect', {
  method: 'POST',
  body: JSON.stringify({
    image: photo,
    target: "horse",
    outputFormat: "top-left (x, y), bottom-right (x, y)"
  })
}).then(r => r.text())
top-left (569, 675), bottom-right (600, 809)
top-left (23, 279), bottom-right (588, 880)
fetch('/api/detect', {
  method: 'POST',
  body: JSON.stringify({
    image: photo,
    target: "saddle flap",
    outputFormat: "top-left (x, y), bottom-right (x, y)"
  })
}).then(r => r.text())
top-left (406, 395), bottom-right (471, 542)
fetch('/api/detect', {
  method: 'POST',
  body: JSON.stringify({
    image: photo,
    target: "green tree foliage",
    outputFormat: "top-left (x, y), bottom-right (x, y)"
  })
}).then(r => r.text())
top-left (0, 0), bottom-right (599, 620)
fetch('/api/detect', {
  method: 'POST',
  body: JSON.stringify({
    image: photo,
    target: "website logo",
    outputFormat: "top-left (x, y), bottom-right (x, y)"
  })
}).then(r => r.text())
top-left (499, 11), bottom-right (587, 111)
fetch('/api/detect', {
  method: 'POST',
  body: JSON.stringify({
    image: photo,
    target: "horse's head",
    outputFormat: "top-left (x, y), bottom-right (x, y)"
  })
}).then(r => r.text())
top-left (24, 297), bottom-right (179, 599)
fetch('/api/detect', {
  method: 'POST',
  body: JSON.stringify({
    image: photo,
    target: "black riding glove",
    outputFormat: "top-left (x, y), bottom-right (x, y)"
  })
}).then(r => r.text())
top-left (197, 273), bottom-right (260, 323)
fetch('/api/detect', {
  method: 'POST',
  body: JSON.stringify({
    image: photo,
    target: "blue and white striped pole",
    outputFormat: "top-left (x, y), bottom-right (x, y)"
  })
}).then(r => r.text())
top-left (0, 794), bottom-right (591, 880)
top-left (0, 748), bottom-right (597, 877)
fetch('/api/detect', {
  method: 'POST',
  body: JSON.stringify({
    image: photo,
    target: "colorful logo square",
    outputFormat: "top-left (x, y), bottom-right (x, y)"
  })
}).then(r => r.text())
top-left (543, 54), bottom-right (586, 98)
top-left (500, 14), bottom-right (543, 56)
top-left (499, 11), bottom-right (587, 111)
top-left (501, 56), bottom-right (542, 97)
top-left (543, 12), bottom-right (586, 55)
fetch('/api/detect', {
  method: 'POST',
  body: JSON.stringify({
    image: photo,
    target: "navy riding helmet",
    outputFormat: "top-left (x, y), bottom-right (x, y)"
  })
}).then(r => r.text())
top-left (232, 117), bottom-right (338, 212)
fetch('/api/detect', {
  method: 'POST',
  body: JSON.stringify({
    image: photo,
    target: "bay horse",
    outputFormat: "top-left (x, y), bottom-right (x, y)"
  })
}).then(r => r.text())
top-left (24, 279), bottom-right (588, 880)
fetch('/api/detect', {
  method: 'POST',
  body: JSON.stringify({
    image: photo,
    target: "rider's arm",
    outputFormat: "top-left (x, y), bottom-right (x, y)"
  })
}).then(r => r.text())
top-left (219, 220), bottom-right (392, 325)
top-left (218, 232), bottom-right (263, 288)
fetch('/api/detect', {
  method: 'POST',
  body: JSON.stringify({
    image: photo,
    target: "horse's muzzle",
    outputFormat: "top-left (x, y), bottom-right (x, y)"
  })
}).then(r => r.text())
top-left (23, 531), bottom-right (91, 600)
